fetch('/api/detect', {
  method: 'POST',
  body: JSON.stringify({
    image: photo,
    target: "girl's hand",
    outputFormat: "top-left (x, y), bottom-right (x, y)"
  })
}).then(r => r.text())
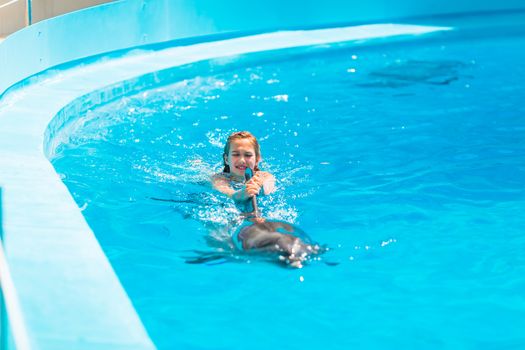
top-left (228, 171), bottom-right (275, 202)
top-left (249, 172), bottom-right (265, 187)
top-left (230, 179), bottom-right (261, 202)
top-left (243, 181), bottom-right (262, 199)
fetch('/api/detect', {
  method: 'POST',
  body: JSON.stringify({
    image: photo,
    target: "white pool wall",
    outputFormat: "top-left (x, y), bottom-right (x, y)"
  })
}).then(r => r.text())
top-left (1, 0), bottom-right (525, 96)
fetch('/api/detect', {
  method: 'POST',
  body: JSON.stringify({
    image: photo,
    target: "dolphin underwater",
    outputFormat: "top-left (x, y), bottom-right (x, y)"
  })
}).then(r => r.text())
top-left (235, 218), bottom-right (319, 267)
top-left (184, 168), bottom-right (321, 267)
top-left (233, 168), bottom-right (320, 268)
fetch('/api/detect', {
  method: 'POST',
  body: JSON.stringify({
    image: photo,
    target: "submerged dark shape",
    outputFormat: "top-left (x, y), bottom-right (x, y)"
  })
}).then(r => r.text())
top-left (180, 168), bottom-right (322, 268)
top-left (358, 59), bottom-right (469, 88)
top-left (236, 167), bottom-right (320, 268)
top-left (184, 220), bottom-right (323, 268)
top-left (235, 218), bottom-right (321, 268)
top-left (184, 250), bottom-right (236, 265)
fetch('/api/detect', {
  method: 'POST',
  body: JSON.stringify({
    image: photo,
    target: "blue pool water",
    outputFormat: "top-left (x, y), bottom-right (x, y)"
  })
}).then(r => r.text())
top-left (51, 25), bottom-right (525, 349)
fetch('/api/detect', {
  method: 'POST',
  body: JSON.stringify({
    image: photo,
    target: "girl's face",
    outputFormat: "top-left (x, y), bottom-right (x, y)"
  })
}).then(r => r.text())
top-left (224, 138), bottom-right (259, 177)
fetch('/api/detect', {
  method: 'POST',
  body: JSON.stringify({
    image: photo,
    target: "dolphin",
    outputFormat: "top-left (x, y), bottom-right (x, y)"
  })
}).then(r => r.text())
top-left (235, 218), bottom-right (320, 268)
top-left (235, 168), bottom-right (320, 268)
top-left (183, 169), bottom-right (322, 268)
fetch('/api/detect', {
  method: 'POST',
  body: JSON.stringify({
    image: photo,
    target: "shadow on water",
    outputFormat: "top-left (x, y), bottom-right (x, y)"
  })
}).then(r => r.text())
top-left (357, 59), bottom-right (471, 88)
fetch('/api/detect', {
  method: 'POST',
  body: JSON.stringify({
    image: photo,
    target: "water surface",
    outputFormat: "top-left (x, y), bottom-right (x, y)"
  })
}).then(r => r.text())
top-left (52, 26), bottom-right (525, 349)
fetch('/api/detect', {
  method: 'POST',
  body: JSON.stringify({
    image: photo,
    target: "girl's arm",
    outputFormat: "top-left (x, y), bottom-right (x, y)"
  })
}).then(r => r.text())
top-left (251, 171), bottom-right (276, 195)
top-left (211, 174), bottom-right (262, 202)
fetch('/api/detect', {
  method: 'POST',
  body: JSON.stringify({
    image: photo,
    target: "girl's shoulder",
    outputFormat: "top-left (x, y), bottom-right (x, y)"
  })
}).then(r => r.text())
top-left (212, 172), bottom-right (232, 183)
top-left (212, 172), bottom-right (229, 180)
top-left (211, 172), bottom-right (242, 183)
top-left (212, 172), bottom-right (244, 191)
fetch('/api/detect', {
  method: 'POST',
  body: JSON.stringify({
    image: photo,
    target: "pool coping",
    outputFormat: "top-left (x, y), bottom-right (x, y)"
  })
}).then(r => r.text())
top-left (0, 24), bottom-right (451, 349)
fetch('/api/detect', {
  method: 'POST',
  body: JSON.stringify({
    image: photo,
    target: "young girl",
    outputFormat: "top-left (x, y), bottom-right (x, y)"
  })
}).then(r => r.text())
top-left (212, 131), bottom-right (275, 213)
top-left (212, 131), bottom-right (318, 268)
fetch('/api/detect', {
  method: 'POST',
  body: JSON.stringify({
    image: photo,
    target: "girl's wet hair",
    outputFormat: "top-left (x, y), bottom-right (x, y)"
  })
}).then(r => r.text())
top-left (223, 131), bottom-right (261, 173)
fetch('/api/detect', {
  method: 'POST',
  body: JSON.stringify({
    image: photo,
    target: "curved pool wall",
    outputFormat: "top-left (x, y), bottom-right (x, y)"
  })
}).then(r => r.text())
top-left (0, 0), bottom-right (523, 349)
top-left (2, 0), bottom-right (525, 97)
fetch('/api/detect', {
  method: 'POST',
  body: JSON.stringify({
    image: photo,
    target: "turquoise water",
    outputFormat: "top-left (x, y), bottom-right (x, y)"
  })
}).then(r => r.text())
top-left (51, 28), bottom-right (525, 349)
